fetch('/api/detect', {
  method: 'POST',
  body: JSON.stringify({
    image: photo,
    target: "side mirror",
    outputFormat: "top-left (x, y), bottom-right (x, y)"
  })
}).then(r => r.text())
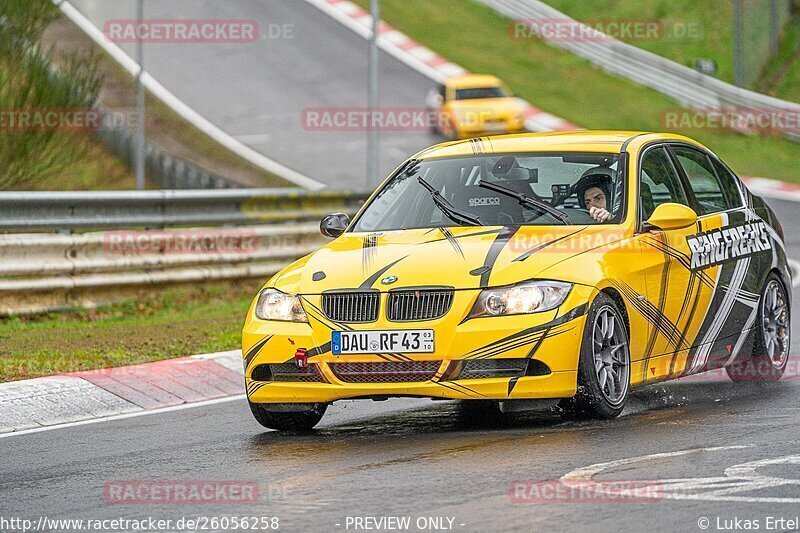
top-left (643, 203), bottom-right (697, 232)
top-left (320, 213), bottom-right (350, 238)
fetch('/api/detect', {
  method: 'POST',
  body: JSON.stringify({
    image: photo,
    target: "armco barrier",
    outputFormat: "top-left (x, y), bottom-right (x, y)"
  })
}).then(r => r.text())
top-left (94, 116), bottom-right (241, 189)
top-left (0, 189), bottom-right (368, 231)
top-left (0, 189), bottom-right (368, 314)
top-left (480, 0), bottom-right (800, 143)
top-left (0, 224), bottom-right (326, 315)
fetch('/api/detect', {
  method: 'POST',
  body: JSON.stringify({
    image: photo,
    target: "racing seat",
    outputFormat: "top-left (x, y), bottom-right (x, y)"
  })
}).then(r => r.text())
top-left (449, 178), bottom-right (525, 225)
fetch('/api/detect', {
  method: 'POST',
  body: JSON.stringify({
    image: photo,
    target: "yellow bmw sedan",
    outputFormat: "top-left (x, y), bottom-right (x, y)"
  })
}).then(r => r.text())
top-left (243, 131), bottom-right (790, 430)
top-left (426, 74), bottom-right (527, 139)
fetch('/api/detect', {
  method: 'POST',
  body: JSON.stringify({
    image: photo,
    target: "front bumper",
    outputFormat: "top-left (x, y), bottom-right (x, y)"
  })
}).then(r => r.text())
top-left (456, 120), bottom-right (526, 139)
top-left (242, 285), bottom-right (595, 403)
top-left (246, 371), bottom-right (577, 403)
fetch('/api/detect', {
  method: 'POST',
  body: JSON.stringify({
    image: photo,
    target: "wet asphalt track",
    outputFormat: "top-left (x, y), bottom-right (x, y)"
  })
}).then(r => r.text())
top-left (68, 0), bottom-right (440, 189)
top-left (1, 197), bottom-right (799, 533)
top-left (8, 2), bottom-right (800, 531)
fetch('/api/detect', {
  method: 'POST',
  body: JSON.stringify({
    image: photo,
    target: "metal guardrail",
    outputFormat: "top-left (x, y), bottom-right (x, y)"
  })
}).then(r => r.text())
top-left (94, 115), bottom-right (242, 190)
top-left (0, 189), bottom-right (369, 231)
top-left (0, 189), bottom-right (369, 313)
top-left (480, 0), bottom-right (800, 143)
top-left (0, 224), bottom-right (329, 315)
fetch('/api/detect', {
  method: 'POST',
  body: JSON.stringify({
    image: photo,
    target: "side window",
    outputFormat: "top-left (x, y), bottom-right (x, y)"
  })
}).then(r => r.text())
top-left (438, 84), bottom-right (446, 99)
top-left (639, 146), bottom-right (687, 221)
top-left (672, 146), bottom-right (727, 215)
top-left (710, 157), bottom-right (743, 209)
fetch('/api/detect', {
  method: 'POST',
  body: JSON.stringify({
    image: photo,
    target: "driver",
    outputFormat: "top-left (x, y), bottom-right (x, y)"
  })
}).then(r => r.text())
top-left (576, 169), bottom-right (614, 223)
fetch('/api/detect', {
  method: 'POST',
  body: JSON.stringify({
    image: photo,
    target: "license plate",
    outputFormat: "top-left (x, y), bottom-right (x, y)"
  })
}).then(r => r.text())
top-left (331, 330), bottom-right (434, 354)
top-left (483, 121), bottom-right (507, 132)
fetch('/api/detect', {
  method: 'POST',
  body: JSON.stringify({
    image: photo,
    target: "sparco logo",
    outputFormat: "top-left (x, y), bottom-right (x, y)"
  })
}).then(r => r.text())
top-left (469, 197), bottom-right (501, 207)
top-left (686, 221), bottom-right (772, 270)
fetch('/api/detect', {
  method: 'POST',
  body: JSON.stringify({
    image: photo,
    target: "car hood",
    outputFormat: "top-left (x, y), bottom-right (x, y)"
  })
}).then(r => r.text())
top-left (271, 225), bottom-right (628, 294)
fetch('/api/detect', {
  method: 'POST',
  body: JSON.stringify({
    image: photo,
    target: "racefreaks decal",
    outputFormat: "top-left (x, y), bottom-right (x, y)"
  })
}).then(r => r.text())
top-left (686, 221), bottom-right (772, 270)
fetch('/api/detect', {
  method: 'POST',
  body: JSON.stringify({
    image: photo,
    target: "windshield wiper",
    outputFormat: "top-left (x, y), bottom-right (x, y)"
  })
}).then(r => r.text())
top-left (478, 180), bottom-right (571, 225)
top-left (417, 176), bottom-right (483, 226)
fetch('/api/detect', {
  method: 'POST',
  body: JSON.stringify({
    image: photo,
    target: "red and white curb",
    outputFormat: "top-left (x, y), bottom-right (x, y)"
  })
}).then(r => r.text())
top-left (0, 350), bottom-right (243, 435)
top-left (304, 0), bottom-right (579, 133)
top-left (740, 176), bottom-right (800, 203)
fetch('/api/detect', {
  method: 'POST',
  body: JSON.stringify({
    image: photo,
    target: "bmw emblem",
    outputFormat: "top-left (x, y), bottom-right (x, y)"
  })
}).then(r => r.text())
top-left (381, 275), bottom-right (398, 285)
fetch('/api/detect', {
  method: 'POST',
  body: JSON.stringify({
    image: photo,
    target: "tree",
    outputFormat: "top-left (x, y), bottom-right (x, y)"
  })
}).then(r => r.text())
top-left (0, 0), bottom-right (101, 188)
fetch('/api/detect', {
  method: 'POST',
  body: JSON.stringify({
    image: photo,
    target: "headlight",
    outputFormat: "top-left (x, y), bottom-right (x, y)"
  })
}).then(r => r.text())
top-left (467, 281), bottom-right (572, 318)
top-left (255, 289), bottom-right (308, 322)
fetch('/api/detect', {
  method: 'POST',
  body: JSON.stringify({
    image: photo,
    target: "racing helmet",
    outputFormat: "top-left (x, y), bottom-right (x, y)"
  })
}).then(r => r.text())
top-left (576, 167), bottom-right (615, 209)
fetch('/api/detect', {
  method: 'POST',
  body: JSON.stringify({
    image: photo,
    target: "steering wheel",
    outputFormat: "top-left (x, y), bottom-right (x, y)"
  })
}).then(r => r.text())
top-left (562, 207), bottom-right (597, 224)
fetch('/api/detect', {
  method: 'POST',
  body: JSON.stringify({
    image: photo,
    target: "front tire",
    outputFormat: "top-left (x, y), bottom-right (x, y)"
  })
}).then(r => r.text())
top-left (726, 273), bottom-right (790, 382)
top-left (249, 402), bottom-right (327, 431)
top-left (560, 293), bottom-right (630, 419)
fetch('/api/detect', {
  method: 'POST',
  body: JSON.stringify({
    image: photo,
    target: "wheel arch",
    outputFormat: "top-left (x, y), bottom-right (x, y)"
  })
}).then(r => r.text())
top-left (597, 286), bottom-right (631, 337)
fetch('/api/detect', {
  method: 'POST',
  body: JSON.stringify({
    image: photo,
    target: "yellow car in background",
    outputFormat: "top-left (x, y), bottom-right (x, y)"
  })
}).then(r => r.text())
top-left (242, 131), bottom-right (790, 430)
top-left (426, 74), bottom-right (527, 139)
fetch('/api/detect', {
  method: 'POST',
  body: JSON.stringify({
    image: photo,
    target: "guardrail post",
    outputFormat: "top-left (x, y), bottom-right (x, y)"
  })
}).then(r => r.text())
top-left (733, 0), bottom-right (744, 87)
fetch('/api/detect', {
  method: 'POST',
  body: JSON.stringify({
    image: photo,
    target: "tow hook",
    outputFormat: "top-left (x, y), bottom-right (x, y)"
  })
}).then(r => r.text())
top-left (294, 348), bottom-right (308, 369)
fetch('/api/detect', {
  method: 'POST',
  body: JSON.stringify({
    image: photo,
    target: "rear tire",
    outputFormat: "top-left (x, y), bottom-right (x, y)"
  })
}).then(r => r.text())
top-left (249, 402), bottom-right (327, 431)
top-left (726, 273), bottom-right (790, 382)
top-left (560, 293), bottom-right (630, 419)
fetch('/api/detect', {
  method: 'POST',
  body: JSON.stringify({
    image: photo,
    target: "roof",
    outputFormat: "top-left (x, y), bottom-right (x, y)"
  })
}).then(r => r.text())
top-left (415, 130), bottom-right (706, 159)
top-left (445, 74), bottom-right (504, 89)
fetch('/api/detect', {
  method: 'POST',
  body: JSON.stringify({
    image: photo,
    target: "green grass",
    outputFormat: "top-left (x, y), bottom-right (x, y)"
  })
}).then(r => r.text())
top-left (353, 0), bottom-right (800, 183)
top-left (758, 15), bottom-right (800, 102)
top-left (541, 0), bottom-right (737, 84)
top-left (0, 281), bottom-right (258, 382)
top-left (31, 136), bottom-right (136, 190)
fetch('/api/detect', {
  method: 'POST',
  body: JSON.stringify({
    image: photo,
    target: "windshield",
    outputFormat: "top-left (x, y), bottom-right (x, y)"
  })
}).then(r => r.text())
top-left (455, 86), bottom-right (509, 100)
top-left (353, 153), bottom-right (626, 231)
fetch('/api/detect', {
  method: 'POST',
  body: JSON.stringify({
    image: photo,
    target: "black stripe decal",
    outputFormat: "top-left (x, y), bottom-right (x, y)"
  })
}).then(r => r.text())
top-left (362, 234), bottom-right (378, 272)
top-left (512, 228), bottom-right (586, 262)
top-left (243, 335), bottom-right (273, 372)
top-left (434, 380), bottom-right (484, 399)
top-left (642, 236), bottom-right (714, 289)
top-left (644, 234), bottom-right (673, 377)
top-left (464, 304), bottom-right (588, 359)
top-left (359, 256), bottom-right (408, 289)
top-left (306, 342), bottom-right (332, 357)
top-left (440, 227), bottom-right (465, 259)
top-left (302, 298), bottom-right (353, 332)
top-left (445, 380), bottom-right (487, 397)
top-left (480, 226), bottom-right (520, 287)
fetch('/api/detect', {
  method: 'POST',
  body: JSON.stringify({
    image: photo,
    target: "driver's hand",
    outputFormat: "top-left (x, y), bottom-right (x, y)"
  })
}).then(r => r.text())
top-left (589, 206), bottom-right (612, 223)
